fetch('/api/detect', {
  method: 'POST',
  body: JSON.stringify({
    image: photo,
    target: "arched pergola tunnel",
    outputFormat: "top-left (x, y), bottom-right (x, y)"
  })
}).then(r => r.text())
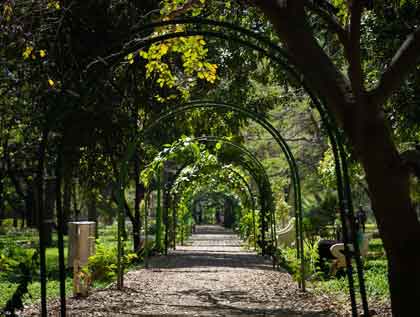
top-left (140, 150), bottom-right (261, 254)
top-left (170, 163), bottom-right (258, 249)
top-left (169, 169), bottom-right (253, 246)
top-left (143, 104), bottom-right (303, 261)
top-left (104, 19), bottom-right (369, 314)
top-left (144, 161), bottom-right (255, 252)
top-left (140, 135), bottom-right (278, 257)
top-left (40, 17), bottom-right (369, 317)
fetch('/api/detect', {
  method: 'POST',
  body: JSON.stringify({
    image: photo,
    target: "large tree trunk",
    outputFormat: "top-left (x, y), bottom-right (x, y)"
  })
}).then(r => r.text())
top-left (254, 1), bottom-right (420, 314)
top-left (355, 106), bottom-right (420, 315)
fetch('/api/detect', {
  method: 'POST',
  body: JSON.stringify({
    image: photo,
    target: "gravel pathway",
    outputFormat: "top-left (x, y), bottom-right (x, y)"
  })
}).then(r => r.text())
top-left (21, 225), bottom-right (389, 316)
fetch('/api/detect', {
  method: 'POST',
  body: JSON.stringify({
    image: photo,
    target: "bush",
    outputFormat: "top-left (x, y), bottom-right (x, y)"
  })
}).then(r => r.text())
top-left (0, 240), bottom-right (38, 282)
top-left (277, 240), bottom-right (322, 281)
top-left (303, 193), bottom-right (338, 241)
top-left (86, 241), bottom-right (138, 283)
top-left (0, 242), bottom-right (39, 316)
top-left (87, 242), bottom-right (118, 283)
top-left (238, 210), bottom-right (259, 248)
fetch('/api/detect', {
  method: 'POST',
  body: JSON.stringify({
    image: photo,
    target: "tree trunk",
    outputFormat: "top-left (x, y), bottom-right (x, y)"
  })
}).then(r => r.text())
top-left (87, 191), bottom-right (98, 238)
top-left (62, 158), bottom-right (73, 235)
top-left (254, 2), bottom-right (420, 314)
top-left (354, 107), bottom-right (420, 315)
top-left (133, 158), bottom-right (144, 253)
top-left (43, 178), bottom-right (55, 247)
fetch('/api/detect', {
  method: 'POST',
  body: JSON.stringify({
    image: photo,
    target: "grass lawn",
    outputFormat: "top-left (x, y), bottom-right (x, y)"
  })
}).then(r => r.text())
top-left (0, 222), bottom-right (133, 309)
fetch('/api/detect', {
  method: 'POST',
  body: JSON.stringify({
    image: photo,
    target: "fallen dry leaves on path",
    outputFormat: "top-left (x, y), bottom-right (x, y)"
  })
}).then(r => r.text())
top-left (20, 225), bottom-right (391, 316)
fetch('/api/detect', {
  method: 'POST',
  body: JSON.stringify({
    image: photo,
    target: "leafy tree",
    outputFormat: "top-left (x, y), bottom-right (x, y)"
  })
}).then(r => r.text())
top-left (252, 1), bottom-right (420, 313)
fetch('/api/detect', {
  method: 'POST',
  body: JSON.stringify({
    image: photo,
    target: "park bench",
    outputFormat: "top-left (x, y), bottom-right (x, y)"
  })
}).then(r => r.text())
top-left (329, 233), bottom-right (371, 275)
top-left (277, 217), bottom-right (295, 247)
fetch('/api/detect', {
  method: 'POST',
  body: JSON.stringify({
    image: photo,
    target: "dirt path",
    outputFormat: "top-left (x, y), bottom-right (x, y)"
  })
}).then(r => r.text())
top-left (21, 225), bottom-right (385, 316)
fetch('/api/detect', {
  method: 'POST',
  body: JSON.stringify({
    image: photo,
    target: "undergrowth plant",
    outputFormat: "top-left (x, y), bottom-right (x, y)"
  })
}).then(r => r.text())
top-left (86, 240), bottom-right (139, 284)
top-left (1, 241), bottom-right (39, 316)
top-left (276, 240), bottom-right (322, 282)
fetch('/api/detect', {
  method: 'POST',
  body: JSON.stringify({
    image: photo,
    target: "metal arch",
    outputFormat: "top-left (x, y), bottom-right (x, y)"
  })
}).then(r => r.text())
top-left (171, 162), bottom-right (260, 250)
top-left (93, 18), bottom-right (368, 315)
top-left (156, 135), bottom-right (273, 231)
top-left (169, 160), bottom-right (259, 249)
top-left (150, 136), bottom-right (268, 208)
top-left (171, 158), bottom-right (266, 252)
top-left (190, 136), bottom-right (276, 252)
top-left (147, 134), bottom-right (275, 254)
top-left (156, 135), bottom-right (276, 255)
top-left (141, 101), bottom-right (304, 287)
top-left (162, 159), bottom-right (257, 252)
top-left (172, 163), bottom-right (257, 216)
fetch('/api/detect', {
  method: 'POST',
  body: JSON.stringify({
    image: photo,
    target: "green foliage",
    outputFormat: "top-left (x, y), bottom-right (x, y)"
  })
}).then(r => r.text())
top-left (238, 209), bottom-right (259, 247)
top-left (277, 241), bottom-right (320, 282)
top-left (0, 241), bottom-right (39, 316)
top-left (87, 242), bottom-right (118, 283)
top-left (86, 240), bottom-right (138, 283)
top-left (317, 145), bottom-right (366, 203)
top-left (303, 193), bottom-right (338, 240)
top-left (0, 241), bottom-right (38, 282)
top-left (134, 0), bottom-right (218, 102)
top-left (314, 258), bottom-right (389, 302)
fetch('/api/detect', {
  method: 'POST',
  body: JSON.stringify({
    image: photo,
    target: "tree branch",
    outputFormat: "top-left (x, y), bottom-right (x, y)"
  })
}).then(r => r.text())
top-left (254, 0), bottom-right (354, 127)
top-left (370, 27), bottom-right (420, 106)
top-left (304, 0), bottom-right (349, 49)
top-left (347, 0), bottom-right (363, 97)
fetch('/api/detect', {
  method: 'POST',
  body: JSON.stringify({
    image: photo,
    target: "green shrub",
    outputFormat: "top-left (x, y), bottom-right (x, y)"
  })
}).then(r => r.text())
top-left (239, 210), bottom-right (259, 248)
top-left (87, 242), bottom-right (118, 283)
top-left (0, 240), bottom-right (38, 282)
top-left (1, 246), bottom-right (39, 316)
top-left (86, 241), bottom-right (139, 283)
top-left (277, 241), bottom-right (321, 281)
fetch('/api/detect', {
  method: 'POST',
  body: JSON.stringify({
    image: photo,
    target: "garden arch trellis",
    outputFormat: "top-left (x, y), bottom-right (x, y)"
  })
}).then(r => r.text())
top-left (170, 136), bottom-right (275, 246)
top-left (167, 161), bottom-right (259, 249)
top-left (141, 108), bottom-right (302, 269)
top-left (39, 17), bottom-right (368, 317)
top-left (167, 165), bottom-right (257, 250)
top-left (142, 135), bottom-right (276, 256)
